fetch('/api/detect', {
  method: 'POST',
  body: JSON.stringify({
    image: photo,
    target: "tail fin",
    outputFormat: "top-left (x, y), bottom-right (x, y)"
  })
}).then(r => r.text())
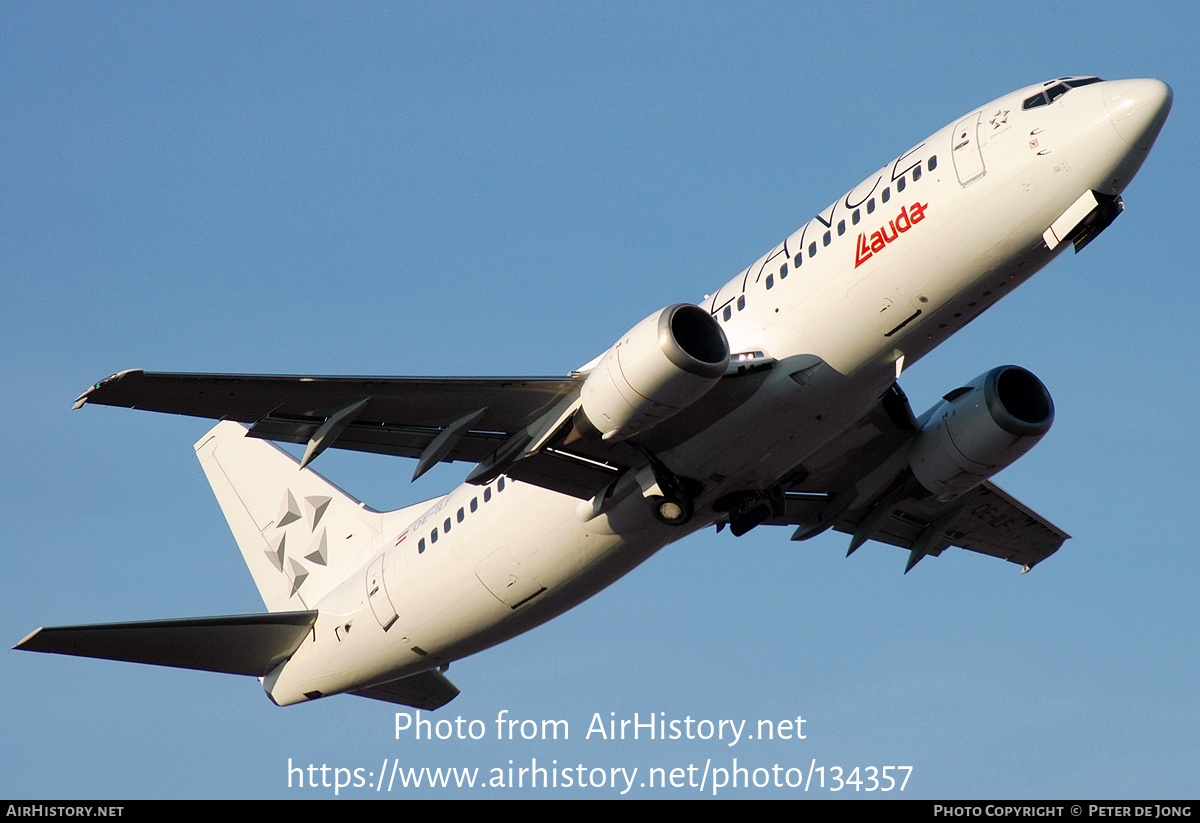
top-left (195, 421), bottom-right (385, 612)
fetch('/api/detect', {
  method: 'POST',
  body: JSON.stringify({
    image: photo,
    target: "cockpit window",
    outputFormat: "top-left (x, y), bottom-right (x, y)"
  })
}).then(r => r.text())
top-left (1046, 83), bottom-right (1069, 103)
top-left (1023, 77), bottom-right (1103, 110)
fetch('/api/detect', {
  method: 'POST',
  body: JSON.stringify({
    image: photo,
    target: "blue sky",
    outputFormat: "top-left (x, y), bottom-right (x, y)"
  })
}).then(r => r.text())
top-left (3, 2), bottom-right (1196, 799)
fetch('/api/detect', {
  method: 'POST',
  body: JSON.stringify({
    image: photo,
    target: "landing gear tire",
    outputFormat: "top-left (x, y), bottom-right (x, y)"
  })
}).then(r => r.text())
top-left (650, 494), bottom-right (693, 526)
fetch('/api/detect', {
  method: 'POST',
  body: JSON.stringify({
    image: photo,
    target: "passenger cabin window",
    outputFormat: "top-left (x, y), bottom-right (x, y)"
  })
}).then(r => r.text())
top-left (837, 220), bottom-right (845, 236)
top-left (897, 176), bottom-right (906, 192)
top-left (457, 508), bottom-right (464, 523)
top-left (723, 306), bottom-right (732, 321)
top-left (808, 241), bottom-right (817, 258)
top-left (912, 165), bottom-right (922, 182)
top-left (928, 155), bottom-right (937, 172)
top-left (736, 295), bottom-right (746, 311)
top-left (822, 231), bottom-right (831, 247)
top-left (418, 538), bottom-right (426, 553)
top-left (470, 498), bottom-right (478, 513)
top-left (882, 187), bottom-right (891, 203)
top-left (765, 274), bottom-right (774, 289)
top-left (779, 262), bottom-right (788, 279)
top-left (484, 488), bottom-right (492, 502)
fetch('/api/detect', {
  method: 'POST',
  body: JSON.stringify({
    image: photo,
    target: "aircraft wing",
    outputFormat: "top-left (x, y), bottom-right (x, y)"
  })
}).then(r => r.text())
top-left (74, 364), bottom-right (777, 499)
top-left (837, 480), bottom-right (1069, 568)
top-left (75, 369), bottom-right (1071, 570)
top-left (774, 481), bottom-right (1068, 570)
top-left (762, 385), bottom-right (1069, 572)
top-left (75, 369), bottom-right (580, 466)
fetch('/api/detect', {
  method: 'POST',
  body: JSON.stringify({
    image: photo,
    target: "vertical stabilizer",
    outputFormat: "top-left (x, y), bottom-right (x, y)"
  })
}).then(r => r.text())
top-left (195, 422), bottom-right (385, 612)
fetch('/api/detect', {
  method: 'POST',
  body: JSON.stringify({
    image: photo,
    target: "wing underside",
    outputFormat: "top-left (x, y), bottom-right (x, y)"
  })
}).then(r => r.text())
top-left (75, 367), bottom-right (1068, 570)
top-left (836, 481), bottom-right (1067, 567)
top-left (774, 481), bottom-right (1067, 569)
top-left (75, 369), bottom-right (580, 464)
top-left (73, 365), bottom-right (776, 500)
top-left (763, 385), bottom-right (1068, 571)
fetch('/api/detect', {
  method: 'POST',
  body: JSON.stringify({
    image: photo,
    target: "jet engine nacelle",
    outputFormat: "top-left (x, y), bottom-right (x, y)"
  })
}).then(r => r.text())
top-left (909, 365), bottom-right (1054, 502)
top-left (576, 303), bottom-right (729, 442)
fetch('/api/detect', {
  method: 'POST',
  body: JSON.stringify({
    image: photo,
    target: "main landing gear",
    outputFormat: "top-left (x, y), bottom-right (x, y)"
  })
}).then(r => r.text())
top-left (713, 488), bottom-right (787, 537)
top-left (649, 492), bottom-right (694, 526)
top-left (637, 451), bottom-right (701, 527)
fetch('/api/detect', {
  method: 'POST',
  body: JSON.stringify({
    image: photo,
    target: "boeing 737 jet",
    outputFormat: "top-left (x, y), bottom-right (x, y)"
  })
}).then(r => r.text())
top-left (17, 77), bottom-right (1172, 710)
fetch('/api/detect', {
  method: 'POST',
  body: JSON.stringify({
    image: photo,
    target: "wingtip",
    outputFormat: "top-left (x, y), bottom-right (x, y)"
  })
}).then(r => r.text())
top-left (14, 627), bottom-right (44, 650)
top-left (73, 368), bottom-right (144, 410)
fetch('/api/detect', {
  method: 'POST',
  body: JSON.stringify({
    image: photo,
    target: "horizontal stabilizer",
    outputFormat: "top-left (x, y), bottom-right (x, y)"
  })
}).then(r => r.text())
top-left (15, 611), bottom-right (317, 677)
top-left (352, 669), bottom-right (460, 710)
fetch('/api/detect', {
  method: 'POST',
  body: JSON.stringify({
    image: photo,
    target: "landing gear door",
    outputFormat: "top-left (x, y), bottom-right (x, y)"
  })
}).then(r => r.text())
top-left (952, 111), bottom-right (986, 186)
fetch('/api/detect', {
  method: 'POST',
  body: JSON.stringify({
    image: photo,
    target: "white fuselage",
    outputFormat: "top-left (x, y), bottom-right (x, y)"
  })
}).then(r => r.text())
top-left (266, 78), bottom-right (1170, 705)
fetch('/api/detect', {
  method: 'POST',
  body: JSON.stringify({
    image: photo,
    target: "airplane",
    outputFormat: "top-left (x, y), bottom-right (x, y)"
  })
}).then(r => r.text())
top-left (17, 77), bottom-right (1172, 711)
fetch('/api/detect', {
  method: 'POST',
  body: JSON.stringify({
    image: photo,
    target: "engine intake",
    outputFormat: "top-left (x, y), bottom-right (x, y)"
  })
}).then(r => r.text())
top-left (576, 304), bottom-right (729, 442)
top-left (909, 365), bottom-right (1054, 501)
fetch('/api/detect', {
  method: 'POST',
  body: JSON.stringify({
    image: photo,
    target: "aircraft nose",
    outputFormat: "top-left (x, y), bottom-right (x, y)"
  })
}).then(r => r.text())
top-left (1103, 78), bottom-right (1173, 151)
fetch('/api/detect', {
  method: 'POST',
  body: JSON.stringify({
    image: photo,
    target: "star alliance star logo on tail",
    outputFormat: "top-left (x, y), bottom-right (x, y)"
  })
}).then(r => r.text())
top-left (266, 490), bottom-right (333, 597)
